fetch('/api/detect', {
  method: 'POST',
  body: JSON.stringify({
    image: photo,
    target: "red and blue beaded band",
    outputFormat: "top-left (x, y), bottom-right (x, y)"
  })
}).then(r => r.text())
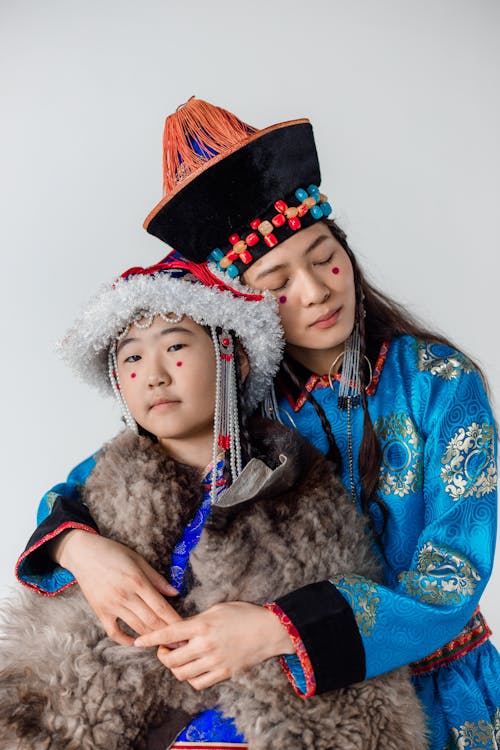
top-left (208, 184), bottom-right (332, 279)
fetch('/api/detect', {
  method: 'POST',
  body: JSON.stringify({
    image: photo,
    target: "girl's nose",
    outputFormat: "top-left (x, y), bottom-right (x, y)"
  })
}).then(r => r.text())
top-left (147, 372), bottom-right (170, 387)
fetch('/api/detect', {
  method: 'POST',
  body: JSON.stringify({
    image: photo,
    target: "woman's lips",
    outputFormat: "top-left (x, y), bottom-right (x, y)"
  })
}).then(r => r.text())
top-left (310, 307), bottom-right (341, 329)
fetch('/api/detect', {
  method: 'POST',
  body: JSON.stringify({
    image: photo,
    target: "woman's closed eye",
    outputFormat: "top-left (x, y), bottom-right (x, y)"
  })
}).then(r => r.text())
top-left (313, 252), bottom-right (334, 266)
top-left (268, 278), bottom-right (289, 292)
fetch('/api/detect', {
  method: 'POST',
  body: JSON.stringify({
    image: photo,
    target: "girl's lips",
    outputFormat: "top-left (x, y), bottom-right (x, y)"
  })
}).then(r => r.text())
top-left (311, 308), bottom-right (341, 329)
top-left (150, 400), bottom-right (180, 410)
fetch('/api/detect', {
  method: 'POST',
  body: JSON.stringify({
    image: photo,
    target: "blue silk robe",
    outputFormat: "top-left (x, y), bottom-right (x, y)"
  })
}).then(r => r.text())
top-left (276, 336), bottom-right (499, 750)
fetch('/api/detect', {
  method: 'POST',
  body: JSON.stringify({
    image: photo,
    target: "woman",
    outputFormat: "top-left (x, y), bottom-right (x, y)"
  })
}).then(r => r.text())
top-left (17, 99), bottom-right (499, 750)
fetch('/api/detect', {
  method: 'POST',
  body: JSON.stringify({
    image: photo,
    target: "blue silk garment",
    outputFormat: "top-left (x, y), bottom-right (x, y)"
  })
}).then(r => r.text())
top-left (168, 460), bottom-right (246, 746)
top-left (277, 336), bottom-right (500, 750)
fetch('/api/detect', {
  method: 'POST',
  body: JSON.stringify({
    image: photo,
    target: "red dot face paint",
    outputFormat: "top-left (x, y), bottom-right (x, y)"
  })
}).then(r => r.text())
top-left (332, 267), bottom-right (340, 275)
top-left (130, 373), bottom-right (137, 379)
top-left (176, 361), bottom-right (183, 367)
top-left (279, 295), bottom-right (287, 304)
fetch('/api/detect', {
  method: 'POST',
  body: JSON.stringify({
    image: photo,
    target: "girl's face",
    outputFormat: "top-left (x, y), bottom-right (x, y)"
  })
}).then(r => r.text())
top-left (116, 315), bottom-right (217, 453)
top-left (242, 223), bottom-right (356, 374)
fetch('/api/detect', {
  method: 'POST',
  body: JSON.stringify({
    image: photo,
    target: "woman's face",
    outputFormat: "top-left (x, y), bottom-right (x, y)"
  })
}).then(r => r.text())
top-left (242, 223), bottom-right (356, 374)
top-left (116, 315), bottom-right (217, 453)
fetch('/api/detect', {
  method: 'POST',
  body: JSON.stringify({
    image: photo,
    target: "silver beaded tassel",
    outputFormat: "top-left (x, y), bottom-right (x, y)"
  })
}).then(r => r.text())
top-left (210, 327), bottom-right (243, 505)
top-left (108, 346), bottom-right (139, 434)
top-left (338, 324), bottom-right (362, 410)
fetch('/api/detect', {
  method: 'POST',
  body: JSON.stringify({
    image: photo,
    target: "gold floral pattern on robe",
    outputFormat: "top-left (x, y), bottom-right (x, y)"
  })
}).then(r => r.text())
top-left (415, 341), bottom-right (474, 380)
top-left (441, 422), bottom-right (497, 501)
top-left (45, 491), bottom-right (58, 513)
top-left (330, 574), bottom-right (381, 636)
top-left (445, 707), bottom-right (500, 749)
top-left (374, 412), bottom-right (424, 497)
top-left (399, 542), bottom-right (481, 606)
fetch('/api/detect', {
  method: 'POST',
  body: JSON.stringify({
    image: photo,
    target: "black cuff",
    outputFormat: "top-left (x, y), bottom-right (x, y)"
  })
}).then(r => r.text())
top-left (276, 580), bottom-right (366, 692)
top-left (22, 496), bottom-right (99, 575)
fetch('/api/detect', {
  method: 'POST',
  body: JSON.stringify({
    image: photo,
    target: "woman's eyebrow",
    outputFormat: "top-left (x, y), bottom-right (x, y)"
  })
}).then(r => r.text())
top-left (253, 262), bottom-right (288, 282)
top-left (304, 234), bottom-right (329, 256)
top-left (252, 235), bottom-right (330, 282)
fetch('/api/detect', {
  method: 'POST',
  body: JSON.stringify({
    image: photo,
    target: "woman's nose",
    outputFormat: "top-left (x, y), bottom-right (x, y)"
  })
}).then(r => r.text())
top-left (299, 272), bottom-right (330, 306)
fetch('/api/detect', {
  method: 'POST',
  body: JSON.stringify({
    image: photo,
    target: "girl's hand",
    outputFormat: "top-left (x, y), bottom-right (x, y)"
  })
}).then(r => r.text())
top-left (134, 601), bottom-right (295, 690)
top-left (51, 529), bottom-right (181, 645)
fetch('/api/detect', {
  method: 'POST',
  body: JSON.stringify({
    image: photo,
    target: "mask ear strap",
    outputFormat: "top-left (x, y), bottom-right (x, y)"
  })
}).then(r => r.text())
top-left (210, 327), bottom-right (243, 505)
top-left (108, 346), bottom-right (139, 435)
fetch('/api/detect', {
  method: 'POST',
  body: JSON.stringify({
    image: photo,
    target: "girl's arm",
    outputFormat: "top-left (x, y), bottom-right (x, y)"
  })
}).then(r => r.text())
top-left (16, 454), bottom-right (180, 645)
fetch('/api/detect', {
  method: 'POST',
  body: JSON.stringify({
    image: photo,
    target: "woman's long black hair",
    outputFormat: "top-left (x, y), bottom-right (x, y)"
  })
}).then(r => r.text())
top-left (278, 219), bottom-right (489, 547)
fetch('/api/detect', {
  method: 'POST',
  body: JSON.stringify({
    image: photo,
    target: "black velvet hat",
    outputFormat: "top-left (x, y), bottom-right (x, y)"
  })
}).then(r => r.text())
top-left (144, 98), bottom-right (332, 279)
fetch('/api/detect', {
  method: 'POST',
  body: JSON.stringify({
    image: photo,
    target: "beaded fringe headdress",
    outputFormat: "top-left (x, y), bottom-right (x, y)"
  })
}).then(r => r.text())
top-left (59, 256), bottom-right (283, 504)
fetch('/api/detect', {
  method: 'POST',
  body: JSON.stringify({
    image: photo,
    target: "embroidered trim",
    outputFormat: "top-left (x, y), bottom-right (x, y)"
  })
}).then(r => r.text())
top-left (366, 339), bottom-right (389, 396)
top-left (15, 522), bottom-right (98, 597)
top-left (263, 602), bottom-right (316, 698)
top-left (411, 608), bottom-right (491, 675)
top-left (287, 339), bottom-right (390, 412)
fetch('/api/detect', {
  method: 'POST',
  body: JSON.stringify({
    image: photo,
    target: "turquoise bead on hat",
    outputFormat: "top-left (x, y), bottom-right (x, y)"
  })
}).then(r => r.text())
top-left (209, 248), bottom-right (224, 262)
top-left (295, 188), bottom-right (308, 202)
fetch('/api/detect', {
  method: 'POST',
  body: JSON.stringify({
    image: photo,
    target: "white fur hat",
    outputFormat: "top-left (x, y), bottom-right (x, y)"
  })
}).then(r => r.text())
top-left (59, 256), bottom-right (283, 410)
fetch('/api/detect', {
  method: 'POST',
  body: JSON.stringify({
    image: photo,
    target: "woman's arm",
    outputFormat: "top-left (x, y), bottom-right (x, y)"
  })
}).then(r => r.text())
top-left (136, 359), bottom-right (497, 693)
top-left (16, 454), bottom-right (181, 645)
top-left (270, 357), bottom-right (498, 694)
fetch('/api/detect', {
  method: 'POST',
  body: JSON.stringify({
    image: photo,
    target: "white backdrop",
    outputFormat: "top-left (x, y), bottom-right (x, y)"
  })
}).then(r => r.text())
top-left (1, 0), bottom-right (499, 642)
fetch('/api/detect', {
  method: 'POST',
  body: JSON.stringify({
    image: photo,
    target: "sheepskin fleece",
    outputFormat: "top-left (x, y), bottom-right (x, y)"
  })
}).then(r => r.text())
top-left (0, 421), bottom-right (428, 749)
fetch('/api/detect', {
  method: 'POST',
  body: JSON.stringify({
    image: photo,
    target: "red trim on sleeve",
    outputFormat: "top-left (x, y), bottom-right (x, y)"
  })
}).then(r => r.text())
top-left (264, 602), bottom-right (317, 698)
top-left (15, 522), bottom-right (98, 597)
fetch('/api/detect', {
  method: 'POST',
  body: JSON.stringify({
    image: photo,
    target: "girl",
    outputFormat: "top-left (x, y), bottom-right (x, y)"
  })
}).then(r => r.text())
top-left (17, 99), bottom-right (499, 750)
top-left (4, 256), bottom-right (425, 750)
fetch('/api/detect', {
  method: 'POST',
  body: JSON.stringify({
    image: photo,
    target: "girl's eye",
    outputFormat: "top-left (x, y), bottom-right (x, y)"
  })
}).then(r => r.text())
top-left (124, 354), bottom-right (141, 363)
top-left (314, 253), bottom-right (334, 266)
top-left (167, 343), bottom-right (184, 352)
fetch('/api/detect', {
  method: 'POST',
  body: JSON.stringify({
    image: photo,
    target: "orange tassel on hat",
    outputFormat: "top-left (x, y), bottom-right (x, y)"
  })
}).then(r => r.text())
top-left (145, 96), bottom-right (324, 270)
top-left (162, 96), bottom-right (257, 195)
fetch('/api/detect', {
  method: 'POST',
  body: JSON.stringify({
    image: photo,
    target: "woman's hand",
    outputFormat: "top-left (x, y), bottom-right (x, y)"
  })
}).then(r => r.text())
top-left (51, 529), bottom-right (181, 645)
top-left (134, 601), bottom-right (295, 690)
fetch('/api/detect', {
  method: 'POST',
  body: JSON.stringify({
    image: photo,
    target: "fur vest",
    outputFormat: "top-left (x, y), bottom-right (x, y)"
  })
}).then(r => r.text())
top-left (0, 420), bottom-right (427, 750)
